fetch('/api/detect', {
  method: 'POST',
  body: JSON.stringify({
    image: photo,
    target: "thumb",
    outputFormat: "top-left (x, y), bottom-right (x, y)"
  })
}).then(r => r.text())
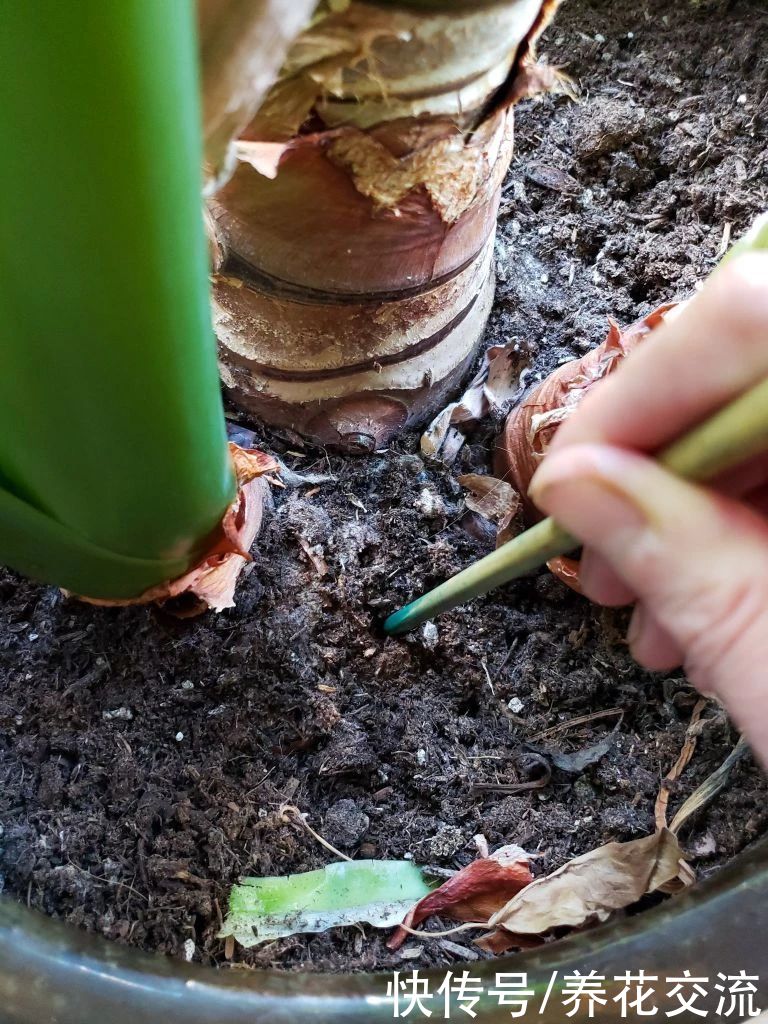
top-left (530, 443), bottom-right (768, 763)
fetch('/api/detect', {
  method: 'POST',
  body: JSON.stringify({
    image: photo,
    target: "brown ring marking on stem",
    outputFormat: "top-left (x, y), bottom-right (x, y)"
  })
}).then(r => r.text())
top-left (220, 244), bottom-right (485, 306)
top-left (244, 293), bottom-right (479, 383)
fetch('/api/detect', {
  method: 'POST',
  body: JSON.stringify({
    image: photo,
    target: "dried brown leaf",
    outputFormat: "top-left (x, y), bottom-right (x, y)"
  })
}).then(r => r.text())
top-left (507, 62), bottom-right (578, 107)
top-left (480, 829), bottom-right (692, 953)
top-left (421, 343), bottom-right (529, 460)
top-left (458, 473), bottom-right (521, 548)
top-left (458, 475), bottom-right (520, 523)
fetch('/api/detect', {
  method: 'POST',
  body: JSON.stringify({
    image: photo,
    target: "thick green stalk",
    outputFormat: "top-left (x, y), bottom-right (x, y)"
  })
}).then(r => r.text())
top-left (0, 0), bottom-right (235, 598)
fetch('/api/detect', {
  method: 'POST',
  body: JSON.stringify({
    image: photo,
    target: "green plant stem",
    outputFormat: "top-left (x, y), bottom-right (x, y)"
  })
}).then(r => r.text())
top-left (385, 218), bottom-right (768, 636)
top-left (0, 0), bottom-right (235, 598)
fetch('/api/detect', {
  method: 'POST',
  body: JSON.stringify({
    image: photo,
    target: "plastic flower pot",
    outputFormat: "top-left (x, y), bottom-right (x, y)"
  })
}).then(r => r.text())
top-left (0, 836), bottom-right (766, 1022)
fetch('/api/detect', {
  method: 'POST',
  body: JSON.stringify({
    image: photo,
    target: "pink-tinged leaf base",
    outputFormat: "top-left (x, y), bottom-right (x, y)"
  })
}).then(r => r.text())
top-left (387, 845), bottom-right (533, 951)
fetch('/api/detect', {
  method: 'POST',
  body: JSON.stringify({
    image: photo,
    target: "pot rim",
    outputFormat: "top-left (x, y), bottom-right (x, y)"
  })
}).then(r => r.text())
top-left (1, 836), bottom-right (766, 1022)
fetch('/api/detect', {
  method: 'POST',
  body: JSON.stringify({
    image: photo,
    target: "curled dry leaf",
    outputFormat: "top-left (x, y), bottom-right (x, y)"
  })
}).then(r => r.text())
top-left (457, 474), bottom-right (521, 547)
top-left (527, 725), bottom-right (619, 775)
top-left (669, 736), bottom-right (750, 836)
top-left (388, 844), bottom-right (533, 951)
top-left (506, 61), bottom-right (578, 108)
top-left (495, 304), bottom-right (677, 589)
top-left (78, 444), bottom-right (278, 615)
top-left (478, 828), bottom-right (694, 955)
top-left (422, 343), bottom-right (530, 461)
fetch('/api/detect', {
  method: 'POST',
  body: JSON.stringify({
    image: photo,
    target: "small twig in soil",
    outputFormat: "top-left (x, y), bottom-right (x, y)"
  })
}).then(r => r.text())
top-left (717, 221), bottom-right (733, 258)
top-left (530, 707), bottom-right (623, 742)
top-left (280, 803), bottom-right (352, 862)
top-left (422, 866), bottom-right (457, 881)
top-left (481, 659), bottom-right (495, 696)
top-left (65, 859), bottom-right (149, 903)
top-left (395, 920), bottom-right (488, 940)
top-left (440, 939), bottom-right (481, 961)
top-left (473, 777), bottom-right (551, 796)
top-left (655, 698), bottom-right (708, 831)
top-left (474, 751), bottom-right (552, 795)
top-left (497, 642), bottom-right (518, 676)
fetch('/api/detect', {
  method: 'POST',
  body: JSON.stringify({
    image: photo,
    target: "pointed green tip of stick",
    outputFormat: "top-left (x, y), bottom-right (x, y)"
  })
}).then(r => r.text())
top-left (383, 600), bottom-right (423, 636)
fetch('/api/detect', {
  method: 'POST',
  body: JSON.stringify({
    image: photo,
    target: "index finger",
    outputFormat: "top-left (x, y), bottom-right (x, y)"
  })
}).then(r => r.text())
top-left (548, 252), bottom-right (768, 456)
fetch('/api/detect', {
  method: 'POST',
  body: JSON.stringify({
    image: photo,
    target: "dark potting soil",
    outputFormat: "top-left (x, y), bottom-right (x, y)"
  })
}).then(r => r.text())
top-left (1, 0), bottom-right (767, 975)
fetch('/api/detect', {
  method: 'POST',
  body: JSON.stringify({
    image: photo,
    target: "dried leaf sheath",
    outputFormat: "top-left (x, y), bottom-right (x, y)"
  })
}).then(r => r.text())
top-left (198, 0), bottom-right (317, 191)
top-left (208, 0), bottom-right (563, 450)
top-left (74, 445), bottom-right (277, 614)
top-left (388, 845), bottom-right (533, 950)
top-left (495, 304), bottom-right (677, 588)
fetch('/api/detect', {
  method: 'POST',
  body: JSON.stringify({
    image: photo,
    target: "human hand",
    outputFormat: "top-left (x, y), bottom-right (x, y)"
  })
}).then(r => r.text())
top-left (528, 253), bottom-right (768, 764)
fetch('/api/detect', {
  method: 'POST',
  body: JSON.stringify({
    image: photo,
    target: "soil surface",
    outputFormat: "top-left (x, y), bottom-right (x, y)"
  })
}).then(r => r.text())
top-left (2, 0), bottom-right (767, 975)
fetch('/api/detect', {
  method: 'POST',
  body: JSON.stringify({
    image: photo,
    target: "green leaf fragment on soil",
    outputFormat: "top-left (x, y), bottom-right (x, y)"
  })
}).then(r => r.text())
top-left (220, 859), bottom-right (434, 948)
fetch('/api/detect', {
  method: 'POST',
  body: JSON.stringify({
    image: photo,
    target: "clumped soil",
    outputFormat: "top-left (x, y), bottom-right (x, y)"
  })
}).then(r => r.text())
top-left (1, 0), bottom-right (767, 975)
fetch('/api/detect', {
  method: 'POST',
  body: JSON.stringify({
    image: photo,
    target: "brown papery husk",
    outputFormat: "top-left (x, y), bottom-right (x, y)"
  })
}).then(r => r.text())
top-left (208, 0), bottom-right (565, 451)
top-left (494, 303), bottom-right (677, 589)
top-left (477, 828), bottom-right (693, 955)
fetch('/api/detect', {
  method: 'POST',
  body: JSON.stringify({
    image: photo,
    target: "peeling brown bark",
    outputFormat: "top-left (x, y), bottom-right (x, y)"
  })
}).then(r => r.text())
top-left (198, 0), bottom-right (316, 190)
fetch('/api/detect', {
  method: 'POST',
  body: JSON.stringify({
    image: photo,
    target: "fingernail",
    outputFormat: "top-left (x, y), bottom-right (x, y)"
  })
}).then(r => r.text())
top-left (529, 449), bottom-right (647, 549)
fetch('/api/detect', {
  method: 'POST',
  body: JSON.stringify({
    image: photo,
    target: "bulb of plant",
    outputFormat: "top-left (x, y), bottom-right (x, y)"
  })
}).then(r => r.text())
top-left (206, 0), bottom-right (564, 452)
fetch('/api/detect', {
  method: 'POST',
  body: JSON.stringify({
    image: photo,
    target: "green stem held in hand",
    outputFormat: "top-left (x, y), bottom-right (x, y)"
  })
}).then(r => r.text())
top-left (0, 0), bottom-right (235, 599)
top-left (384, 213), bottom-right (768, 636)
